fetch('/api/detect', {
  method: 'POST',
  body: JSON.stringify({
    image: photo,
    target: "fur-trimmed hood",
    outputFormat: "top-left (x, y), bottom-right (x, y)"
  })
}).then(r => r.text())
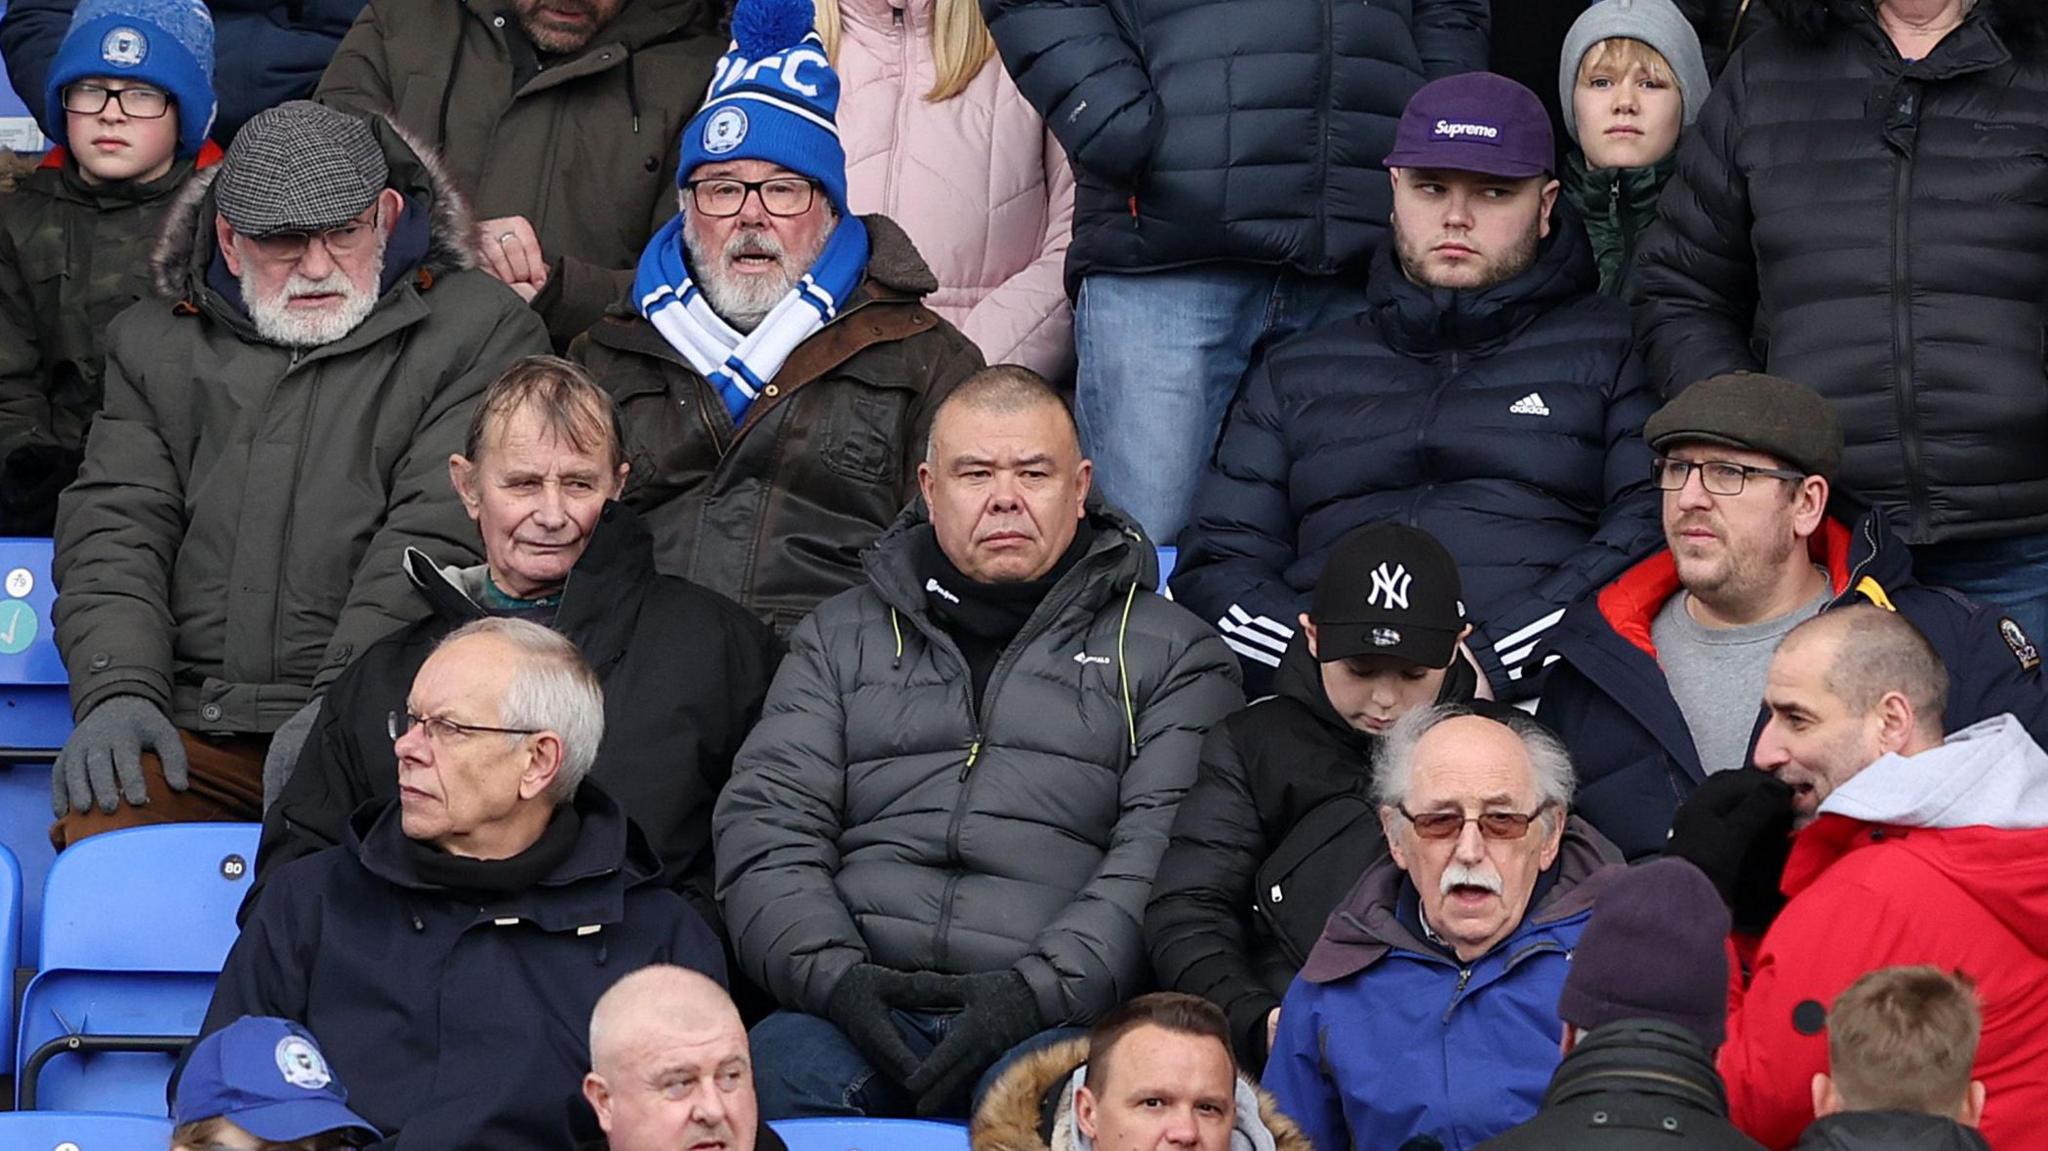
top-left (971, 1037), bottom-right (1312, 1151)
top-left (1761, 0), bottom-right (2048, 44)
top-left (149, 113), bottom-right (482, 303)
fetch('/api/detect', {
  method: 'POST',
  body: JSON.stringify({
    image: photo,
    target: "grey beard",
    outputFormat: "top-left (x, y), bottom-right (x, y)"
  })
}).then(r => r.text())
top-left (683, 214), bottom-right (838, 334)
top-left (241, 244), bottom-right (387, 348)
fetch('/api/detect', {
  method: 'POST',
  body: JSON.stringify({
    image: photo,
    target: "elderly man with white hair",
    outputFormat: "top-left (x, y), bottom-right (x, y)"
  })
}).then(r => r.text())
top-left (1263, 703), bottom-right (1626, 1151)
top-left (200, 617), bottom-right (725, 1151)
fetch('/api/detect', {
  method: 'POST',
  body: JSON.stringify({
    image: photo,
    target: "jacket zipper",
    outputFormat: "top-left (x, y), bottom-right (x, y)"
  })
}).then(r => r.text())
top-left (1311, 0), bottom-right (1335, 265)
top-left (1440, 938), bottom-right (1566, 1023)
top-left (1886, 83), bottom-right (1931, 538)
top-left (883, 4), bottom-right (909, 216)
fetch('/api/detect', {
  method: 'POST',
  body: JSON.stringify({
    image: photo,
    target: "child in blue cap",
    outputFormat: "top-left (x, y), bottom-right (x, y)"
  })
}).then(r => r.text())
top-left (172, 1016), bottom-right (381, 1151)
top-left (0, 0), bottom-right (219, 535)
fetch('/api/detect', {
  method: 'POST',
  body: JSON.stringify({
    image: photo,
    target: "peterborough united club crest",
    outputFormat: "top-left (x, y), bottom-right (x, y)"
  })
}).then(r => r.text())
top-left (703, 106), bottom-right (749, 154)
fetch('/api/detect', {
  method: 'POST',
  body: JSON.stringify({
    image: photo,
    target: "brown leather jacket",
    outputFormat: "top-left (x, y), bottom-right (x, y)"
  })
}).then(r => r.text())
top-left (570, 214), bottom-right (983, 633)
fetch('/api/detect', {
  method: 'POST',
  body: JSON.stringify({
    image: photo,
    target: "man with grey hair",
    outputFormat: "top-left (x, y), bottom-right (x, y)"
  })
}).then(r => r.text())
top-left (1263, 702), bottom-right (1626, 1151)
top-left (201, 617), bottom-right (724, 1151)
top-left (49, 98), bottom-right (549, 848)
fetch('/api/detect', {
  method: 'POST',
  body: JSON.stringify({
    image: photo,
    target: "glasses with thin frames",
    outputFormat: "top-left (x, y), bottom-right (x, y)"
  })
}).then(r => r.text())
top-left (1396, 803), bottom-right (1553, 841)
top-left (1652, 456), bottom-right (1807, 497)
top-left (685, 177), bottom-right (819, 218)
top-left (61, 82), bottom-right (171, 118)
top-left (246, 209), bottom-right (382, 263)
top-left (388, 709), bottom-right (541, 744)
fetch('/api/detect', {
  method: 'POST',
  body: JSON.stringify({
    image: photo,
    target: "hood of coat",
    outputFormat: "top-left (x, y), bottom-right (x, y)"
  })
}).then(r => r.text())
top-left (345, 780), bottom-right (669, 930)
top-left (862, 212), bottom-right (943, 299)
top-left (1761, 0), bottom-right (2045, 49)
top-left (864, 495), bottom-right (1157, 625)
top-left (1794, 1111), bottom-right (1992, 1151)
top-left (150, 113), bottom-right (482, 304)
top-left (1301, 816), bottom-right (1626, 983)
top-left (971, 1037), bottom-right (1313, 1151)
top-left (1366, 197), bottom-right (1603, 358)
top-left (1542, 1019), bottom-right (1730, 1115)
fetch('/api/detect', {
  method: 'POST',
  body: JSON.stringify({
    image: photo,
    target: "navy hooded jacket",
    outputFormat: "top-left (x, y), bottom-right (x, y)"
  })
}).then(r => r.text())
top-left (1536, 503), bottom-right (2048, 860)
top-left (1171, 205), bottom-right (1663, 698)
top-left (200, 784), bottom-right (725, 1151)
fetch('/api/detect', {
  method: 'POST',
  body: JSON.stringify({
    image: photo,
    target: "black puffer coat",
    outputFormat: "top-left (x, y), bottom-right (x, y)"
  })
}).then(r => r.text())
top-left (1171, 205), bottom-right (1662, 699)
top-left (1632, 0), bottom-right (2048, 545)
top-left (714, 500), bottom-right (1242, 1026)
top-left (979, 0), bottom-right (1489, 290)
top-left (1478, 1021), bottom-right (1765, 1151)
top-left (1144, 635), bottom-right (1475, 1073)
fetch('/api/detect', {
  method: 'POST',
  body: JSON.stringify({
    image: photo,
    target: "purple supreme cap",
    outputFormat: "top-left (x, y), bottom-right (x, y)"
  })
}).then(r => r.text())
top-left (1383, 72), bottom-right (1555, 179)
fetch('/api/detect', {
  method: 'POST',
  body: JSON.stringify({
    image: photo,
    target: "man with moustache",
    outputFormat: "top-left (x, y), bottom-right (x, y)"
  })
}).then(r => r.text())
top-left (1171, 71), bottom-right (1660, 700)
top-left (572, 0), bottom-right (981, 633)
top-left (316, 0), bottom-right (726, 345)
top-left (1536, 372), bottom-right (2048, 861)
top-left (48, 100), bottom-right (549, 847)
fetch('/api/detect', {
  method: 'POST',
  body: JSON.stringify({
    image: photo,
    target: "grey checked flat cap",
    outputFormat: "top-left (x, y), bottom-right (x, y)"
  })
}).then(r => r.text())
top-left (215, 101), bottom-right (389, 237)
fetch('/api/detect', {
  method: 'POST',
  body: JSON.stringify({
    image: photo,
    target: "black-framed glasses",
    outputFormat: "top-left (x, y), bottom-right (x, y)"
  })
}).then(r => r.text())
top-left (1652, 456), bottom-right (1807, 497)
top-left (61, 82), bottom-right (171, 119)
top-left (245, 208), bottom-right (381, 263)
top-left (684, 177), bottom-right (819, 218)
top-left (1396, 803), bottom-right (1553, 841)
top-left (388, 709), bottom-right (541, 744)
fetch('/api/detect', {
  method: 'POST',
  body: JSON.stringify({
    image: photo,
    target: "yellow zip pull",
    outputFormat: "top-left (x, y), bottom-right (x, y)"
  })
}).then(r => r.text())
top-left (966, 740), bottom-right (982, 768)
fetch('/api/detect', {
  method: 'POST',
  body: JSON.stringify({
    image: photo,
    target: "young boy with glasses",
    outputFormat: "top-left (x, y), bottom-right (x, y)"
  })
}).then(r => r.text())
top-left (0, 0), bottom-right (218, 533)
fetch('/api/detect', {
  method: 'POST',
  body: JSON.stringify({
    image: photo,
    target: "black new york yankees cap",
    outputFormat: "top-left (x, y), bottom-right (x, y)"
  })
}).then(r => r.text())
top-left (1310, 523), bottom-right (1466, 668)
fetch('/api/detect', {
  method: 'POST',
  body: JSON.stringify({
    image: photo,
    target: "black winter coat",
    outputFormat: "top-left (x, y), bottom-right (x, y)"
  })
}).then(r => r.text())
top-left (1478, 1021), bottom-right (1766, 1151)
top-left (1793, 1112), bottom-right (1991, 1151)
top-left (256, 503), bottom-right (779, 932)
top-left (1676, 0), bottom-right (1775, 74)
top-left (1632, 0), bottom-right (2048, 545)
top-left (980, 0), bottom-right (1489, 290)
top-left (204, 785), bottom-right (727, 1151)
top-left (1171, 205), bottom-right (1663, 699)
top-left (1144, 636), bottom-right (1475, 1073)
top-left (1535, 503), bottom-right (2048, 860)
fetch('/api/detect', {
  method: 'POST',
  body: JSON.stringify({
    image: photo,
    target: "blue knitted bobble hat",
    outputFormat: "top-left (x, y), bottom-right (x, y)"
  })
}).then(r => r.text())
top-left (677, 0), bottom-right (848, 214)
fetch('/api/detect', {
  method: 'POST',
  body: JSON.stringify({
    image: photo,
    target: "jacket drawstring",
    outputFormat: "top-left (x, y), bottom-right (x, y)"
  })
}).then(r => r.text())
top-left (1116, 581), bottom-right (1138, 757)
top-left (890, 607), bottom-right (904, 669)
top-left (625, 52), bottom-right (642, 134)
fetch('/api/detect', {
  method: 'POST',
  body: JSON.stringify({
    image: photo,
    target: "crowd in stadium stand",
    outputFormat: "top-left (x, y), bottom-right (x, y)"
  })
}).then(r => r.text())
top-left (1, 0), bottom-right (2045, 1146)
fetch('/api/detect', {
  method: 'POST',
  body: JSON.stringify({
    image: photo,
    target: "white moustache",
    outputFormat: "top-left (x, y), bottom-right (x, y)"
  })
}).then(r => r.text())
top-left (1440, 863), bottom-right (1504, 897)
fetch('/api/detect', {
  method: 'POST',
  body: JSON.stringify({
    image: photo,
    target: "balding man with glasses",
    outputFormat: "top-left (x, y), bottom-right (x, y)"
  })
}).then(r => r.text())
top-left (569, 1), bottom-right (980, 635)
top-left (201, 616), bottom-right (724, 1151)
top-left (1536, 372), bottom-right (2048, 860)
top-left (1263, 701), bottom-right (1626, 1151)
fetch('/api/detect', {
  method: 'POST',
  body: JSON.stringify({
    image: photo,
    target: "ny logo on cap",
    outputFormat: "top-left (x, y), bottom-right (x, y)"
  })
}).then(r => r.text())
top-left (1368, 563), bottom-right (1413, 611)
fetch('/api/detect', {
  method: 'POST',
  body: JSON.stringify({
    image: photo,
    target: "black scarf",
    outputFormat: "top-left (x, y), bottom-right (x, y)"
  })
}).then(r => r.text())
top-left (403, 803), bottom-right (582, 896)
top-left (918, 522), bottom-right (1096, 709)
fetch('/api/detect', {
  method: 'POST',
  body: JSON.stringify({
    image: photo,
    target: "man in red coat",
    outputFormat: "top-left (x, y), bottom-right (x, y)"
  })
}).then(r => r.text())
top-left (1671, 604), bottom-right (2048, 1149)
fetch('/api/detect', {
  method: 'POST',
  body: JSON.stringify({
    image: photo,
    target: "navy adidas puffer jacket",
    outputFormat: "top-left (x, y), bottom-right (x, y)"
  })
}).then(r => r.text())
top-left (1172, 205), bottom-right (1662, 698)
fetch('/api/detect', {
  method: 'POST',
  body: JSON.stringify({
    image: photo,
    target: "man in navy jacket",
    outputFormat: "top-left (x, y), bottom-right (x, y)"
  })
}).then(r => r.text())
top-left (1173, 73), bottom-right (1661, 699)
top-left (200, 618), bottom-right (725, 1151)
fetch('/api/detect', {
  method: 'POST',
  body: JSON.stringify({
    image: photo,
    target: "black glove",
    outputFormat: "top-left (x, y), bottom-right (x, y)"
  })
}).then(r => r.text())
top-left (0, 444), bottom-right (83, 536)
top-left (825, 964), bottom-right (927, 1088)
top-left (1665, 769), bottom-right (1796, 934)
top-left (906, 970), bottom-right (1043, 1117)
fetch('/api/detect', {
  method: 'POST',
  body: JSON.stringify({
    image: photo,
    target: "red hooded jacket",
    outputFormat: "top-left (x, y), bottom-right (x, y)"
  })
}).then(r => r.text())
top-left (1719, 715), bottom-right (2048, 1149)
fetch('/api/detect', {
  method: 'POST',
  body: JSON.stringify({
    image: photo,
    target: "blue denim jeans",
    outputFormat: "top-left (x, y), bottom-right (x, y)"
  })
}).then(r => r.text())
top-left (749, 1009), bottom-right (1085, 1120)
top-left (1073, 265), bottom-right (1370, 549)
top-left (1913, 530), bottom-right (2048, 644)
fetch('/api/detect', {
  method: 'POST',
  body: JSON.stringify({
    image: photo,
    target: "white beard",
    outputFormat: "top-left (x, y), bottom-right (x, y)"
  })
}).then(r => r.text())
top-left (241, 244), bottom-right (386, 348)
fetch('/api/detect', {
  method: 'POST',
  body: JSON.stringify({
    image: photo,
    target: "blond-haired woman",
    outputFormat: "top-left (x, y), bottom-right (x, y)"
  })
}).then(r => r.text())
top-left (819, 0), bottom-right (1075, 381)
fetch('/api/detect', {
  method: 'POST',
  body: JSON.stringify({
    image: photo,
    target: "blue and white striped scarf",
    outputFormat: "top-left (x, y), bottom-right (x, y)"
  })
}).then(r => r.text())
top-left (633, 212), bottom-right (871, 423)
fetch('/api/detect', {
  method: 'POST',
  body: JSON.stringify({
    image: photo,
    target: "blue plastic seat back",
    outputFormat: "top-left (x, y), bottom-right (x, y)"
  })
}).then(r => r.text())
top-left (0, 536), bottom-right (70, 960)
top-left (0, 843), bottom-right (20, 1063)
top-left (1156, 546), bottom-right (1178, 589)
top-left (770, 1118), bottom-right (972, 1151)
top-left (0, 1110), bottom-right (175, 1150)
top-left (40, 823), bottom-right (258, 972)
top-left (16, 969), bottom-right (219, 1113)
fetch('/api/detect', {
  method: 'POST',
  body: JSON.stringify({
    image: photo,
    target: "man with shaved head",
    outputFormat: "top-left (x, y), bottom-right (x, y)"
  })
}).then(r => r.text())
top-left (717, 365), bottom-right (1240, 1119)
top-left (583, 965), bottom-right (786, 1151)
top-left (1667, 607), bottom-right (2048, 1149)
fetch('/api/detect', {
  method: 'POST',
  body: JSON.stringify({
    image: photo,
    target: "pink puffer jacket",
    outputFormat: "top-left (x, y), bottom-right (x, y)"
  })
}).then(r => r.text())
top-left (834, 0), bottom-right (1075, 380)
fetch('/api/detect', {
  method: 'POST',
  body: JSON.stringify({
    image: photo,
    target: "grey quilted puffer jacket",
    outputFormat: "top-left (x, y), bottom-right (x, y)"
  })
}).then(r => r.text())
top-left (714, 500), bottom-right (1242, 1025)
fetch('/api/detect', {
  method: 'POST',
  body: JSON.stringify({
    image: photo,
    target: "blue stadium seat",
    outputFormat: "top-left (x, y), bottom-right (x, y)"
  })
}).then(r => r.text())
top-left (0, 1110), bottom-right (174, 1150)
top-left (0, 536), bottom-right (71, 961)
top-left (0, 843), bottom-right (20, 1066)
top-left (770, 1118), bottom-right (971, 1151)
top-left (16, 823), bottom-right (260, 1113)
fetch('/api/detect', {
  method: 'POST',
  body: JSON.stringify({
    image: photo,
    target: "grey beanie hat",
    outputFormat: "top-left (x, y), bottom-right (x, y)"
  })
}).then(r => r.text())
top-left (1558, 0), bottom-right (1710, 144)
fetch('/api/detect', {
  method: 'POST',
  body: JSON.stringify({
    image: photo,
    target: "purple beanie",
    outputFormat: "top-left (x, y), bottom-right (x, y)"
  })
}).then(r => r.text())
top-left (1557, 857), bottom-right (1732, 1048)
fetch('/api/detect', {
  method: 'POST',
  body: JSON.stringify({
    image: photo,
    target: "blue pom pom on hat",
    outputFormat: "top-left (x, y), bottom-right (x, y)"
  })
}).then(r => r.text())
top-left (43, 0), bottom-right (217, 159)
top-left (677, 0), bottom-right (848, 214)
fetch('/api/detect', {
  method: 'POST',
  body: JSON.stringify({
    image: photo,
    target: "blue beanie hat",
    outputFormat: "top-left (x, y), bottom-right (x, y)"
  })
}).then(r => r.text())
top-left (677, 0), bottom-right (848, 215)
top-left (43, 0), bottom-right (216, 159)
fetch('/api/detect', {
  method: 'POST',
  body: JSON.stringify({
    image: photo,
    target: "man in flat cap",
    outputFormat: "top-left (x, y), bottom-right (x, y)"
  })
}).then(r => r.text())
top-left (1535, 372), bottom-right (2048, 862)
top-left (48, 99), bottom-right (550, 848)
